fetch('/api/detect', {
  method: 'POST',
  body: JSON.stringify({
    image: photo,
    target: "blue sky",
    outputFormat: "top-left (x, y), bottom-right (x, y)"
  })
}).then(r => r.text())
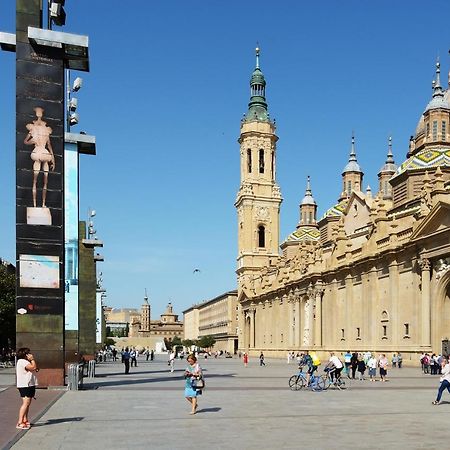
top-left (1, 1), bottom-right (449, 317)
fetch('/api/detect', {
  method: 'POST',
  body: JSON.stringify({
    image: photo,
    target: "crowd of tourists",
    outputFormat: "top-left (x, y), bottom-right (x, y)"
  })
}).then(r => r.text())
top-left (420, 352), bottom-right (446, 375)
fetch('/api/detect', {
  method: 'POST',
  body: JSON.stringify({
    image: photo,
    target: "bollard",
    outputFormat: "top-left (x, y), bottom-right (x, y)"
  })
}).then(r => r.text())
top-left (87, 360), bottom-right (96, 378)
top-left (68, 363), bottom-right (79, 390)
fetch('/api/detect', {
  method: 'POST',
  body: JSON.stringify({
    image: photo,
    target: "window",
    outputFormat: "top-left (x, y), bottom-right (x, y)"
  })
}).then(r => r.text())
top-left (281, 333), bottom-right (283, 343)
top-left (258, 225), bottom-right (265, 248)
top-left (341, 328), bottom-right (345, 340)
top-left (382, 325), bottom-right (387, 338)
top-left (347, 180), bottom-right (351, 196)
top-left (443, 121), bottom-right (447, 141)
top-left (384, 180), bottom-right (389, 195)
top-left (308, 211), bottom-right (313, 223)
top-left (356, 327), bottom-right (361, 339)
top-left (259, 149), bottom-right (265, 173)
top-left (426, 123), bottom-right (430, 136)
top-left (404, 323), bottom-right (410, 336)
top-left (247, 149), bottom-right (252, 173)
top-left (433, 120), bottom-right (438, 140)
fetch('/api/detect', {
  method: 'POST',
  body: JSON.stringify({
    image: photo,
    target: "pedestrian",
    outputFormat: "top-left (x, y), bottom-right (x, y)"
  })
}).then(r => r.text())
top-left (287, 351), bottom-right (291, 364)
top-left (379, 354), bottom-right (389, 381)
top-left (344, 350), bottom-right (352, 378)
top-left (150, 349), bottom-right (154, 361)
top-left (130, 347), bottom-right (138, 367)
top-left (243, 352), bottom-right (249, 367)
top-left (432, 357), bottom-right (450, 405)
top-left (112, 348), bottom-right (117, 361)
top-left (123, 347), bottom-right (131, 374)
top-left (145, 347), bottom-right (150, 361)
top-left (259, 352), bottom-right (265, 366)
top-left (367, 353), bottom-right (377, 381)
top-left (357, 356), bottom-right (366, 381)
top-left (392, 353), bottom-right (398, 368)
top-left (16, 347), bottom-right (39, 430)
top-left (184, 354), bottom-right (203, 415)
top-left (397, 352), bottom-right (403, 369)
top-left (350, 352), bottom-right (358, 379)
top-left (169, 350), bottom-right (175, 373)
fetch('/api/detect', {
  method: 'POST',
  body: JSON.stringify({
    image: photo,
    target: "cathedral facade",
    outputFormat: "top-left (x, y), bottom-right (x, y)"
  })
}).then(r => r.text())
top-left (236, 51), bottom-right (450, 364)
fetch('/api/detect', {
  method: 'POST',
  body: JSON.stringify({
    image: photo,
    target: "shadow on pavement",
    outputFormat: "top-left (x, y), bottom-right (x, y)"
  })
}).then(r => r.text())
top-left (34, 417), bottom-right (84, 427)
top-left (198, 407), bottom-right (221, 414)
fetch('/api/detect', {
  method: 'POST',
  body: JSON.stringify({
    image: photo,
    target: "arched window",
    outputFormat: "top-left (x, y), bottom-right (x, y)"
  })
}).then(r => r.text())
top-left (259, 149), bottom-right (265, 173)
top-left (258, 225), bottom-right (265, 248)
top-left (347, 180), bottom-right (352, 196)
top-left (247, 149), bottom-right (252, 173)
top-left (308, 211), bottom-right (313, 223)
top-left (432, 120), bottom-right (438, 140)
top-left (442, 121), bottom-right (447, 141)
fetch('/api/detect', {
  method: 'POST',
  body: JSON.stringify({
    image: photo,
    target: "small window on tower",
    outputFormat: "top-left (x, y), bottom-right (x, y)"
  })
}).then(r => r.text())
top-left (247, 149), bottom-right (252, 173)
top-left (258, 225), bottom-right (265, 248)
top-left (432, 120), bottom-right (438, 140)
top-left (442, 121), bottom-right (447, 141)
top-left (347, 180), bottom-right (352, 196)
top-left (259, 149), bottom-right (265, 173)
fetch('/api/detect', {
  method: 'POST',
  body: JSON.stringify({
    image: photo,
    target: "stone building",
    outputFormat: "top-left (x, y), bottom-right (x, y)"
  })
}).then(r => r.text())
top-left (236, 51), bottom-right (450, 364)
top-left (183, 291), bottom-right (239, 353)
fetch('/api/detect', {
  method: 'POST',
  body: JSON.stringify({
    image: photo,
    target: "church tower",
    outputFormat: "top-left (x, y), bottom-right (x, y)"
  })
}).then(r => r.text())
top-left (235, 47), bottom-right (282, 286)
top-left (339, 134), bottom-right (364, 201)
top-left (377, 136), bottom-right (397, 200)
top-left (141, 289), bottom-right (150, 332)
top-left (297, 176), bottom-right (317, 227)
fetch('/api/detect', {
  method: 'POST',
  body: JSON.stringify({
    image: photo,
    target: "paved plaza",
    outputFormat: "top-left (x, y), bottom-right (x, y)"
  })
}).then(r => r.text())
top-left (0, 355), bottom-right (449, 449)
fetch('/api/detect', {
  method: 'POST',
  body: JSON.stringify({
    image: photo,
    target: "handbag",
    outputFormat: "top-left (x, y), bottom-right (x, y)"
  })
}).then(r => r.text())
top-left (191, 378), bottom-right (205, 390)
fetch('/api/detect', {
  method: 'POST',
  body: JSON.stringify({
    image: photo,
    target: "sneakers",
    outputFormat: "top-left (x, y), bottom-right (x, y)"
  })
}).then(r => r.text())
top-left (432, 401), bottom-right (440, 405)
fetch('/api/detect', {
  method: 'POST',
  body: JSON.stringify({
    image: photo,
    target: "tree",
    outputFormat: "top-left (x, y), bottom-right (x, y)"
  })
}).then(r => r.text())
top-left (197, 335), bottom-right (216, 350)
top-left (0, 264), bottom-right (15, 349)
top-left (104, 337), bottom-right (116, 347)
top-left (182, 339), bottom-right (194, 348)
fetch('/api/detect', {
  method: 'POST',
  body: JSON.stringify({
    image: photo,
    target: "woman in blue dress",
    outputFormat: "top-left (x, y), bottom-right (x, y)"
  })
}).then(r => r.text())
top-left (184, 354), bottom-right (202, 414)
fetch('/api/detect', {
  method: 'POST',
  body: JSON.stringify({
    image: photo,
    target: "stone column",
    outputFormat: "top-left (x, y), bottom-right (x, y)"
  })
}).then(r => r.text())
top-left (314, 285), bottom-right (324, 348)
top-left (421, 258), bottom-right (431, 348)
top-left (249, 307), bottom-right (255, 348)
top-left (389, 258), bottom-right (399, 345)
top-left (294, 289), bottom-right (301, 348)
top-left (303, 292), bottom-right (314, 347)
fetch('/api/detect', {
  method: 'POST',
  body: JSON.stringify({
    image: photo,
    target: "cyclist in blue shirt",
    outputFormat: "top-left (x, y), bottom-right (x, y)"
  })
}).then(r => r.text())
top-left (300, 351), bottom-right (316, 386)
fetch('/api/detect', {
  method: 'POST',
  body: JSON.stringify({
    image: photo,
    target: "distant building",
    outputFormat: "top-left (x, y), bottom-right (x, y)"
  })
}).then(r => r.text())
top-left (183, 290), bottom-right (238, 354)
top-left (0, 258), bottom-right (15, 274)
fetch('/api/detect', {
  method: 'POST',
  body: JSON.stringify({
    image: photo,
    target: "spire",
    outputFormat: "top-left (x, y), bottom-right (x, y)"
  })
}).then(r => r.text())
top-left (379, 136), bottom-right (397, 175)
top-left (300, 175), bottom-right (317, 206)
top-left (244, 46), bottom-right (270, 122)
top-left (144, 288), bottom-right (149, 304)
top-left (342, 133), bottom-right (363, 174)
top-left (425, 59), bottom-right (450, 111)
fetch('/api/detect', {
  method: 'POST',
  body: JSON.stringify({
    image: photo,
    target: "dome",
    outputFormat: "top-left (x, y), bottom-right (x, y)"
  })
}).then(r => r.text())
top-left (425, 94), bottom-right (450, 112)
top-left (285, 226), bottom-right (320, 243)
top-left (322, 199), bottom-right (349, 219)
top-left (301, 194), bottom-right (316, 206)
top-left (343, 160), bottom-right (363, 173)
top-left (392, 147), bottom-right (450, 179)
top-left (250, 68), bottom-right (266, 86)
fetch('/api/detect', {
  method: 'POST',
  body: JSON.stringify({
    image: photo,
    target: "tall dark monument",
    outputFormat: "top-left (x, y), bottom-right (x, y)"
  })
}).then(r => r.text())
top-left (1, 1), bottom-right (91, 386)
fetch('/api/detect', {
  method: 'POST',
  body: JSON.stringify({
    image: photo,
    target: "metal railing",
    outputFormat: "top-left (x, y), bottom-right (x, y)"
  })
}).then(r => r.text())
top-left (67, 363), bottom-right (84, 390)
top-left (87, 360), bottom-right (95, 378)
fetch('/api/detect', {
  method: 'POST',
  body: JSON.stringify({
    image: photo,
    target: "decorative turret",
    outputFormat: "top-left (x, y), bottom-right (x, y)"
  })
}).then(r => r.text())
top-left (339, 133), bottom-right (364, 201)
top-left (141, 288), bottom-right (150, 332)
top-left (243, 47), bottom-right (271, 123)
top-left (298, 176), bottom-right (317, 227)
top-left (377, 136), bottom-right (397, 200)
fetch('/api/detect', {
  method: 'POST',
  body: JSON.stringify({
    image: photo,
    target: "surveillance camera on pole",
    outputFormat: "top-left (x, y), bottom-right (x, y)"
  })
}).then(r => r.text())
top-left (69, 97), bottom-right (78, 112)
top-left (69, 112), bottom-right (79, 126)
top-left (72, 77), bottom-right (83, 92)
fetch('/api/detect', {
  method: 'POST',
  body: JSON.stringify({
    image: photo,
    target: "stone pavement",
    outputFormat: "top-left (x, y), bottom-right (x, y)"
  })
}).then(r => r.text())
top-left (1, 356), bottom-right (449, 450)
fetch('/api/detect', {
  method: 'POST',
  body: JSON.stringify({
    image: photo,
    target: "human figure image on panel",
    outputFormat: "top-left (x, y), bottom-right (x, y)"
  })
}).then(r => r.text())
top-left (24, 107), bottom-right (54, 225)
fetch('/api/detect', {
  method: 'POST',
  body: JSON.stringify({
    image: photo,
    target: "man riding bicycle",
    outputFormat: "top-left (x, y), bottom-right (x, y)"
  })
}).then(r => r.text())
top-left (325, 352), bottom-right (344, 383)
top-left (300, 351), bottom-right (320, 386)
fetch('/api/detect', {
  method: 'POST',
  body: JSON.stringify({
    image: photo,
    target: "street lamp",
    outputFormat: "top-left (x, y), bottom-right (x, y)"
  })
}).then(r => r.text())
top-left (66, 72), bottom-right (84, 131)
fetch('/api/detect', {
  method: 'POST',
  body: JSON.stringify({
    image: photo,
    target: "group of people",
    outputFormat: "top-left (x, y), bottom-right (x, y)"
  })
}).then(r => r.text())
top-left (342, 351), bottom-right (392, 382)
top-left (420, 352), bottom-right (445, 375)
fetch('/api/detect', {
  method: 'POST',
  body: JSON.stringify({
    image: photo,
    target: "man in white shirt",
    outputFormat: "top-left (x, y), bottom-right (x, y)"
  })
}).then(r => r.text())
top-left (326, 352), bottom-right (343, 382)
top-left (169, 351), bottom-right (175, 373)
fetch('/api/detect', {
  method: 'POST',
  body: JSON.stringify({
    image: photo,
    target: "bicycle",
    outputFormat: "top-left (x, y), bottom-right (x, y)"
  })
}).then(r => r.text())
top-left (289, 366), bottom-right (325, 391)
top-left (322, 368), bottom-right (351, 390)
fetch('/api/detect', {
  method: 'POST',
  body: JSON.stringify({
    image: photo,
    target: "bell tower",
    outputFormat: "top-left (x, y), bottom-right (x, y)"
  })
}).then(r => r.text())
top-left (235, 47), bottom-right (282, 286)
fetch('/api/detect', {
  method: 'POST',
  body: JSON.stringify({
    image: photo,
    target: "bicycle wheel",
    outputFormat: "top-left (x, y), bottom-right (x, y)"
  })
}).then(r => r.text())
top-left (289, 375), bottom-right (304, 391)
top-left (311, 376), bottom-right (325, 391)
top-left (322, 375), bottom-right (331, 390)
top-left (338, 377), bottom-right (350, 389)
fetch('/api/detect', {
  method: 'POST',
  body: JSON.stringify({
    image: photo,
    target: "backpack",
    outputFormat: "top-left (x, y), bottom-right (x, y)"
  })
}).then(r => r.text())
top-left (311, 353), bottom-right (321, 366)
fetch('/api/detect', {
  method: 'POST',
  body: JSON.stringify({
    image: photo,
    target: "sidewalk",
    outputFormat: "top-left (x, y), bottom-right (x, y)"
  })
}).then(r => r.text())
top-left (2, 357), bottom-right (449, 450)
top-left (0, 378), bottom-right (64, 450)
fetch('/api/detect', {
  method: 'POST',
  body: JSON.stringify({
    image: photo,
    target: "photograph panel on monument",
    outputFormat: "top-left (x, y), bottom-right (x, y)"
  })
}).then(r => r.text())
top-left (19, 254), bottom-right (60, 289)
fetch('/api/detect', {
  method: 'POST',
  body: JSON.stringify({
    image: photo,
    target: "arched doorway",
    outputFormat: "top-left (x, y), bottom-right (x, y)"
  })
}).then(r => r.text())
top-left (432, 269), bottom-right (450, 354)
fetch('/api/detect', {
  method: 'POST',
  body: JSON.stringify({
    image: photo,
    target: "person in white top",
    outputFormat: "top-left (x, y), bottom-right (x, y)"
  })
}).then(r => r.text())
top-left (15, 347), bottom-right (39, 430)
top-left (169, 351), bottom-right (176, 373)
top-left (367, 354), bottom-right (378, 381)
top-left (432, 358), bottom-right (450, 405)
top-left (325, 352), bottom-right (343, 382)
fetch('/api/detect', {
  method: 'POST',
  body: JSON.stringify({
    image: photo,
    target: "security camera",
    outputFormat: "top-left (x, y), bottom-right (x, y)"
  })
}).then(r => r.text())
top-left (69, 112), bottom-right (79, 126)
top-left (69, 97), bottom-right (78, 112)
top-left (72, 77), bottom-right (83, 92)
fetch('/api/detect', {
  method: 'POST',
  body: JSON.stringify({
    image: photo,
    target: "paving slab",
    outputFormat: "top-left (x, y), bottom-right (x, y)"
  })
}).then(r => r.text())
top-left (3, 356), bottom-right (448, 450)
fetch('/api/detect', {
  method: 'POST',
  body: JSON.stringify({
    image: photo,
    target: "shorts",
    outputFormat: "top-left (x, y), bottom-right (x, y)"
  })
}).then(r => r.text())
top-left (18, 386), bottom-right (36, 398)
top-left (308, 365), bottom-right (318, 375)
top-left (380, 368), bottom-right (387, 376)
top-left (368, 368), bottom-right (376, 376)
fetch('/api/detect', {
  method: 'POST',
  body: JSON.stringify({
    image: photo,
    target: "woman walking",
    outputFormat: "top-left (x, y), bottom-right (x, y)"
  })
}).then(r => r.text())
top-left (184, 354), bottom-right (203, 415)
top-left (16, 347), bottom-right (39, 429)
top-left (379, 354), bottom-right (389, 382)
top-left (432, 357), bottom-right (450, 405)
